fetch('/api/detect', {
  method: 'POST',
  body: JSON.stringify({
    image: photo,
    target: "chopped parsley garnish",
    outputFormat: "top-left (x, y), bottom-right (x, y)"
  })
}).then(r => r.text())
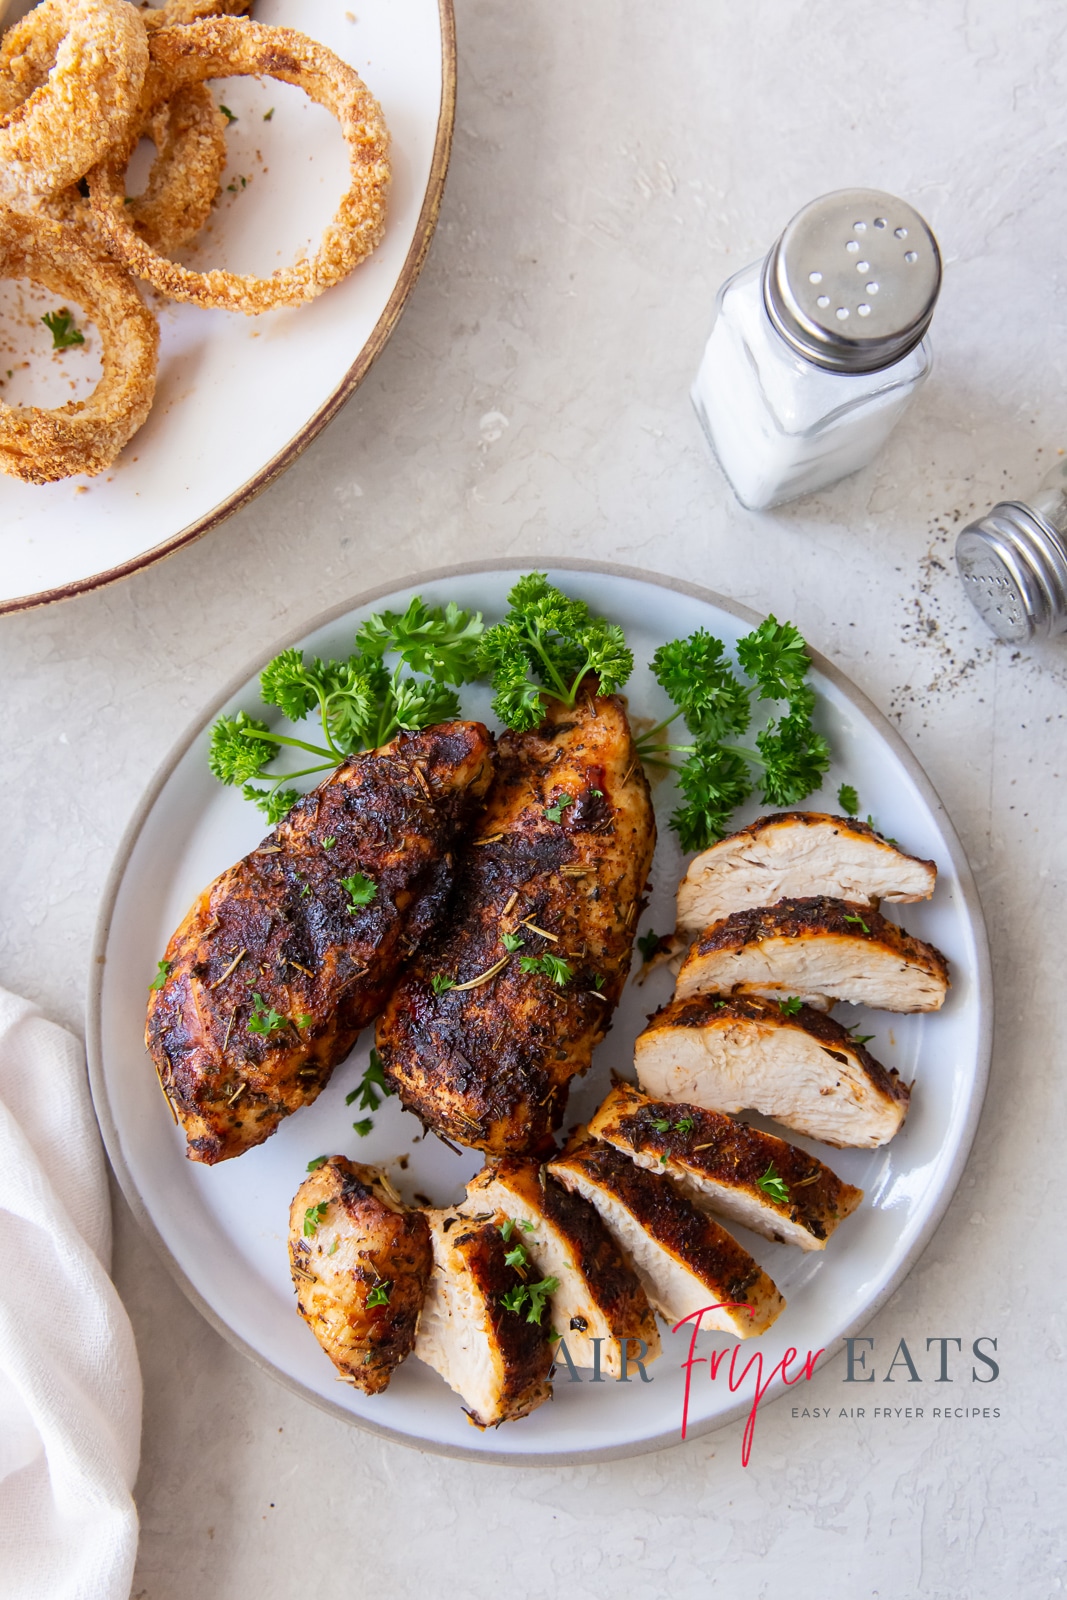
top-left (341, 873), bottom-right (376, 911)
top-left (366, 1281), bottom-right (392, 1307)
top-left (504, 1244), bottom-right (529, 1270)
top-left (636, 929), bottom-right (662, 962)
top-left (500, 1285), bottom-right (528, 1315)
top-left (327, 1238), bottom-right (339, 1256)
top-left (675, 1116), bottom-right (695, 1134)
top-left (430, 974), bottom-right (455, 996)
top-left (263, 107), bottom-right (274, 120)
top-left (837, 783), bottom-right (859, 815)
top-left (42, 308), bottom-right (85, 349)
top-left (637, 617), bottom-right (829, 851)
top-left (478, 573), bottom-right (633, 731)
top-left (219, 104), bottom-right (237, 122)
top-left (345, 1049), bottom-right (394, 1114)
top-left (651, 1117), bottom-right (671, 1133)
top-left (591, 974), bottom-right (606, 991)
top-left (206, 595), bottom-right (483, 820)
top-left (149, 959), bottom-right (171, 991)
top-left (500, 1218), bottom-right (516, 1242)
top-left (543, 793), bottom-right (573, 823)
top-left (778, 996), bottom-right (804, 1016)
top-left (303, 1202), bottom-right (328, 1237)
top-left (844, 913), bottom-right (871, 934)
top-left (247, 992), bottom-right (288, 1036)
top-left (501, 1276), bottom-right (559, 1324)
top-left (322, 836), bottom-right (337, 850)
top-left (306, 1155), bottom-right (328, 1172)
top-left (297, 1013), bottom-right (314, 1029)
top-left (519, 953), bottom-right (572, 986)
top-left (501, 931), bottom-right (525, 953)
top-left (352, 1117), bottom-right (374, 1137)
top-left (757, 1163), bottom-right (791, 1206)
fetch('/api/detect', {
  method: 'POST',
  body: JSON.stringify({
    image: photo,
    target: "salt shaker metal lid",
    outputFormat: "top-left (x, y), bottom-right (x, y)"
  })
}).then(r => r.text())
top-left (955, 460), bottom-right (1067, 644)
top-left (762, 188), bottom-right (942, 374)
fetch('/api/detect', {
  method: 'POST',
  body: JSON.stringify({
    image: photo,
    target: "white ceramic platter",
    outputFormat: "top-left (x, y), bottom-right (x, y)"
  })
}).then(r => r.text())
top-left (88, 562), bottom-right (992, 1464)
top-left (0, 0), bottom-right (454, 613)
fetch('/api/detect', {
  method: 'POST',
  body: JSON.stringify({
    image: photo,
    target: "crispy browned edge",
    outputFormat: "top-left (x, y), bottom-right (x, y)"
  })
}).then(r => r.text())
top-left (1, 0), bottom-right (456, 615)
top-left (589, 1083), bottom-right (863, 1242)
top-left (289, 1156), bottom-right (432, 1395)
top-left (439, 1214), bottom-right (554, 1427)
top-left (639, 991), bottom-right (912, 1110)
top-left (698, 811), bottom-right (936, 882)
top-left (548, 1141), bottom-right (773, 1309)
top-left (689, 896), bottom-right (950, 988)
top-left (468, 1157), bottom-right (659, 1347)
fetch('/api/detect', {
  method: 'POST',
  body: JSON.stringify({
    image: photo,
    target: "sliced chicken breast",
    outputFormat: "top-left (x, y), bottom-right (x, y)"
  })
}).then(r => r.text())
top-left (587, 1082), bottom-right (863, 1249)
top-left (548, 1142), bottom-right (784, 1339)
top-left (676, 896), bottom-right (949, 1013)
top-left (677, 811), bottom-right (937, 933)
top-left (414, 1210), bottom-right (553, 1428)
top-left (635, 992), bottom-right (910, 1147)
top-left (288, 1158), bottom-right (431, 1394)
top-left (461, 1157), bottom-right (660, 1377)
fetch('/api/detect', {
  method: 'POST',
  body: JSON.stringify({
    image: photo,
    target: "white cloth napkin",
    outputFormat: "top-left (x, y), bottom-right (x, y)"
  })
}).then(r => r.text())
top-left (0, 989), bottom-right (141, 1600)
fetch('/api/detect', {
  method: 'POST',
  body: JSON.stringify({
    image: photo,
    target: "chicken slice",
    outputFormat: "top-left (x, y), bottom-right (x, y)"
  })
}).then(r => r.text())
top-left (675, 896), bottom-right (949, 1013)
top-left (377, 688), bottom-right (656, 1153)
top-left (587, 1082), bottom-right (863, 1249)
top-left (288, 1158), bottom-right (431, 1395)
top-left (635, 992), bottom-right (910, 1147)
top-left (414, 1210), bottom-right (553, 1427)
top-left (460, 1157), bottom-right (660, 1377)
top-left (146, 721), bottom-right (494, 1163)
top-left (548, 1142), bottom-right (784, 1338)
top-left (677, 811), bottom-right (937, 934)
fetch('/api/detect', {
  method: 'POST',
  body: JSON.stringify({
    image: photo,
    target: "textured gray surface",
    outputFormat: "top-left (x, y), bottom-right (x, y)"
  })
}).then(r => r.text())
top-left (2, 0), bottom-right (1066, 1594)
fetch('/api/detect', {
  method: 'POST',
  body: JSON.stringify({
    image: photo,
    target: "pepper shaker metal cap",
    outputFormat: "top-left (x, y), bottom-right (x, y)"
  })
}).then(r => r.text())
top-left (762, 188), bottom-right (942, 374)
top-left (956, 502), bottom-right (1067, 644)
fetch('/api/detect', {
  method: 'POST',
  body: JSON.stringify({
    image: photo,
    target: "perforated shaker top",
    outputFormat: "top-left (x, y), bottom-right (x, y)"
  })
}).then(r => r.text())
top-left (763, 189), bottom-right (941, 373)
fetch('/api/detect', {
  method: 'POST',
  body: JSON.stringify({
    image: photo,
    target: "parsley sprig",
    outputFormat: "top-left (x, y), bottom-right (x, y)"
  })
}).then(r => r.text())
top-left (636, 617), bottom-right (831, 851)
top-left (247, 992), bottom-right (289, 1037)
top-left (42, 308), bottom-right (85, 349)
top-left (207, 596), bottom-right (483, 821)
top-left (756, 1162), bottom-right (791, 1206)
top-left (344, 1050), bottom-right (394, 1137)
top-left (500, 1276), bottom-right (559, 1324)
top-left (519, 953), bottom-right (573, 987)
top-left (478, 574), bottom-right (633, 731)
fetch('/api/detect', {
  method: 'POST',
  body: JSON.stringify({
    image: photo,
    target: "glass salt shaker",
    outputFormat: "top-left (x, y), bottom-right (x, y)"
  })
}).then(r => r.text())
top-left (955, 459), bottom-right (1067, 643)
top-left (692, 188), bottom-right (942, 511)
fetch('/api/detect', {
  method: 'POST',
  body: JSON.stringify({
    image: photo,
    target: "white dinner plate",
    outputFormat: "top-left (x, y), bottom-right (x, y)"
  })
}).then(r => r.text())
top-left (0, 0), bottom-right (454, 613)
top-left (87, 561), bottom-right (992, 1464)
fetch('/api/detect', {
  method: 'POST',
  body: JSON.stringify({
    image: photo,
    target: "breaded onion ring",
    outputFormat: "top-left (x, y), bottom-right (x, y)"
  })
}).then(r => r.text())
top-left (142, 0), bottom-right (252, 30)
top-left (87, 17), bottom-right (390, 315)
top-left (0, 0), bottom-right (148, 204)
top-left (0, 210), bottom-right (159, 483)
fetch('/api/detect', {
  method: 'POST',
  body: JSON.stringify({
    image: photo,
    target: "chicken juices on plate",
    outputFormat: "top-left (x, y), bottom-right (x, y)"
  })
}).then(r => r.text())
top-left (146, 721), bottom-right (494, 1162)
top-left (376, 688), bottom-right (656, 1153)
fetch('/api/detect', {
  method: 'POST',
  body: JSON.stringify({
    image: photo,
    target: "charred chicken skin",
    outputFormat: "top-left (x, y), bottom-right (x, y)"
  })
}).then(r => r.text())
top-left (146, 721), bottom-right (494, 1163)
top-left (375, 688), bottom-right (657, 1154)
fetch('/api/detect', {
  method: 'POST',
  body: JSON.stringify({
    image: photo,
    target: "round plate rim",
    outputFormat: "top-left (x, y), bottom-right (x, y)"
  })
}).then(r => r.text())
top-left (0, 0), bottom-right (458, 619)
top-left (85, 556), bottom-right (994, 1466)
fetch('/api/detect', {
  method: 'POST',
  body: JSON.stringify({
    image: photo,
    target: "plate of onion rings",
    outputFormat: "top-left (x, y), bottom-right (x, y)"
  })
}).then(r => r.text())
top-left (0, 0), bottom-right (455, 612)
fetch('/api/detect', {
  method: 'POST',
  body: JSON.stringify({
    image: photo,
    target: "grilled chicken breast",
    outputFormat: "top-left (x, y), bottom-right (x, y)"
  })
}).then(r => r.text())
top-left (635, 993), bottom-right (910, 1147)
top-left (376, 689), bottom-right (656, 1153)
top-left (677, 811), bottom-right (937, 934)
top-left (414, 1210), bottom-right (554, 1427)
top-left (461, 1157), bottom-right (660, 1377)
top-left (675, 896), bottom-right (949, 1013)
top-left (146, 721), bottom-right (494, 1163)
top-left (288, 1158), bottom-right (432, 1395)
top-left (549, 1141), bottom-right (784, 1338)
top-left (587, 1082), bottom-right (863, 1249)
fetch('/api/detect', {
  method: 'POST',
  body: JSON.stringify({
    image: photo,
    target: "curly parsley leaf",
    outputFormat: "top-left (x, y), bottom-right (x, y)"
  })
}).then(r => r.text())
top-left (649, 630), bottom-right (751, 741)
top-left (208, 711), bottom-right (280, 786)
top-left (756, 1162), bottom-right (790, 1206)
top-left (477, 573), bottom-right (634, 730)
top-left (735, 617), bottom-right (811, 702)
top-left (42, 308), bottom-right (85, 349)
top-left (837, 783), bottom-right (859, 816)
top-left (356, 596), bottom-right (484, 685)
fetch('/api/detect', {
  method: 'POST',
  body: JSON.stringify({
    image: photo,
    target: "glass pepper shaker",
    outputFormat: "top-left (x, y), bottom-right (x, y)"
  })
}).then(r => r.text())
top-left (692, 188), bottom-right (942, 511)
top-left (955, 459), bottom-right (1067, 643)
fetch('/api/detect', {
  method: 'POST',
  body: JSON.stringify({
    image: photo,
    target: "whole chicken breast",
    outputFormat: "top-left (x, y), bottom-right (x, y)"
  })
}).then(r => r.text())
top-left (288, 1157), bottom-right (432, 1394)
top-left (461, 1157), bottom-right (660, 1377)
top-left (376, 689), bottom-right (656, 1153)
top-left (635, 993), bottom-right (910, 1147)
top-left (146, 721), bottom-right (494, 1163)
top-left (677, 811), bottom-right (937, 934)
top-left (414, 1210), bottom-right (554, 1428)
top-left (549, 1141), bottom-right (785, 1339)
top-left (587, 1082), bottom-right (863, 1250)
top-left (675, 896), bottom-right (949, 1013)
